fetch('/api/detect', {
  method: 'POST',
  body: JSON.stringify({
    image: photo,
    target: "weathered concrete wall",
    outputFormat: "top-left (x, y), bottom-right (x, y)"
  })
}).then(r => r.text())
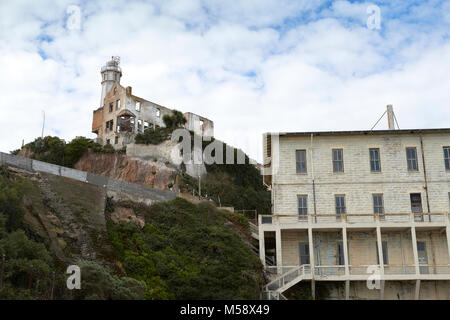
top-left (280, 230), bottom-right (450, 268)
top-left (0, 152), bottom-right (176, 204)
top-left (273, 132), bottom-right (450, 215)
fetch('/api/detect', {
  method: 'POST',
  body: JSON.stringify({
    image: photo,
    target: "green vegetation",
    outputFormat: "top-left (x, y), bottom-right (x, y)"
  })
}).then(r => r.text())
top-left (0, 166), bottom-right (143, 300)
top-left (17, 136), bottom-right (124, 168)
top-left (135, 110), bottom-right (186, 145)
top-left (72, 260), bottom-right (145, 300)
top-left (107, 198), bottom-right (263, 300)
top-left (178, 137), bottom-right (271, 214)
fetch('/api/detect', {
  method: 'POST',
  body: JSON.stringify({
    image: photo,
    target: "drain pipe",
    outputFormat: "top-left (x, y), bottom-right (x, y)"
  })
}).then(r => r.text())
top-left (419, 135), bottom-right (431, 214)
top-left (310, 134), bottom-right (317, 222)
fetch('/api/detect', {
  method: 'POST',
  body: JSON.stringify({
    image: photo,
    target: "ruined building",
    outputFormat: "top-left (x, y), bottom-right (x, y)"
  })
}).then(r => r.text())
top-left (92, 57), bottom-right (213, 148)
top-left (260, 106), bottom-right (450, 300)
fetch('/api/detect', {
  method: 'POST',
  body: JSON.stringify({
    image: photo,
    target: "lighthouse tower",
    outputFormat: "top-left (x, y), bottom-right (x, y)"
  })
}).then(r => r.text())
top-left (100, 56), bottom-right (122, 107)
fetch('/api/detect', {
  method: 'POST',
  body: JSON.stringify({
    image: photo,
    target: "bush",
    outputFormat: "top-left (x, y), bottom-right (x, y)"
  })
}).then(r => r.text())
top-left (107, 198), bottom-right (263, 300)
top-left (135, 127), bottom-right (171, 145)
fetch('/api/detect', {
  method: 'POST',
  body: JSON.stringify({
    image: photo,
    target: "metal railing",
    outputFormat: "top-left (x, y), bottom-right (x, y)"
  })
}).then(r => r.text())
top-left (314, 265), bottom-right (345, 276)
top-left (260, 212), bottom-right (450, 226)
top-left (265, 264), bottom-right (311, 291)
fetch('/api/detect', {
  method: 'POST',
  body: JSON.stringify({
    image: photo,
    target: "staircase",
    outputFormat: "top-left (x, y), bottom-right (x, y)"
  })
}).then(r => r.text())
top-left (263, 264), bottom-right (312, 300)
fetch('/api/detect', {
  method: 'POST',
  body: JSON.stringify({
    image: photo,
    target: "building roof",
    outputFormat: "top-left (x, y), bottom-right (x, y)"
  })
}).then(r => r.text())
top-left (269, 128), bottom-right (450, 138)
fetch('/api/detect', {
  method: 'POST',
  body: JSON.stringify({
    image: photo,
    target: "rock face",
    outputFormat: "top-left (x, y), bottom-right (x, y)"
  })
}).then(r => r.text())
top-left (74, 150), bottom-right (177, 190)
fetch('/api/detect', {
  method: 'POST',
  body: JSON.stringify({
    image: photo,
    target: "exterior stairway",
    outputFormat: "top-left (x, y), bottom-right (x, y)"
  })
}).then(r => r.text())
top-left (263, 264), bottom-right (312, 300)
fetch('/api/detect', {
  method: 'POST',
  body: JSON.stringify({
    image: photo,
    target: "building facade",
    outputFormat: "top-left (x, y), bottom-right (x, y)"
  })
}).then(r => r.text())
top-left (92, 57), bottom-right (214, 148)
top-left (260, 128), bottom-right (450, 299)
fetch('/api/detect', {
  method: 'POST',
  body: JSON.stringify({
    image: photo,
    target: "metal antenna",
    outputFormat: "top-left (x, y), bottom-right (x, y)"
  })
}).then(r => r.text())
top-left (370, 110), bottom-right (387, 131)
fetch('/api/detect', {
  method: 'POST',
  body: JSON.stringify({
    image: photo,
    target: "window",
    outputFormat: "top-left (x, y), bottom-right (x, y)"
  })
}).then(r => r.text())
top-left (137, 120), bottom-right (143, 132)
top-left (295, 150), bottom-right (307, 174)
top-left (106, 139), bottom-right (110, 145)
top-left (332, 149), bottom-right (344, 172)
top-left (297, 195), bottom-right (308, 221)
top-left (144, 121), bottom-right (149, 131)
top-left (444, 147), bottom-right (450, 170)
top-left (114, 136), bottom-right (118, 145)
top-left (156, 108), bottom-right (161, 117)
top-left (109, 102), bottom-right (113, 113)
top-left (369, 148), bottom-right (381, 172)
top-left (376, 241), bottom-right (388, 265)
top-left (373, 194), bottom-right (384, 220)
top-left (299, 243), bottom-right (310, 265)
top-left (116, 99), bottom-right (121, 110)
top-left (335, 195), bottom-right (346, 221)
top-left (337, 242), bottom-right (346, 265)
top-left (410, 193), bottom-right (423, 222)
top-left (135, 101), bottom-right (141, 112)
top-left (114, 87), bottom-right (117, 94)
top-left (406, 147), bottom-right (418, 171)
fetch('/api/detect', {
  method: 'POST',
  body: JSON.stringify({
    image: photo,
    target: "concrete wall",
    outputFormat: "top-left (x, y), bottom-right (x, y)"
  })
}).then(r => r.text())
top-left (272, 132), bottom-right (450, 215)
top-left (0, 152), bottom-right (176, 203)
top-left (279, 230), bottom-right (450, 268)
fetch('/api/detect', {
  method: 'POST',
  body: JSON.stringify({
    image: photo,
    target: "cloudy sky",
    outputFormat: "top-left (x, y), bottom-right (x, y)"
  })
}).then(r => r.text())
top-left (1, 0), bottom-right (450, 162)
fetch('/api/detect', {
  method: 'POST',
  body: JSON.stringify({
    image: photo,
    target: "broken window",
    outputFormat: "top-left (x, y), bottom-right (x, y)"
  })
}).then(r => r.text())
top-left (410, 193), bottom-right (423, 222)
top-left (295, 150), bottom-right (307, 174)
top-left (117, 115), bottom-right (134, 133)
top-left (106, 139), bottom-right (110, 145)
top-left (297, 195), bottom-right (308, 221)
top-left (138, 120), bottom-right (143, 132)
top-left (109, 102), bottom-right (113, 113)
top-left (135, 101), bottom-right (141, 112)
top-left (369, 148), bottom-right (381, 172)
top-left (144, 121), bottom-right (150, 131)
top-left (114, 87), bottom-right (117, 94)
top-left (332, 149), bottom-right (344, 172)
top-left (105, 120), bottom-right (114, 132)
top-left (406, 147), bottom-right (418, 171)
top-left (156, 108), bottom-right (161, 117)
top-left (444, 147), bottom-right (450, 170)
top-left (116, 99), bottom-right (121, 110)
top-left (115, 136), bottom-right (118, 144)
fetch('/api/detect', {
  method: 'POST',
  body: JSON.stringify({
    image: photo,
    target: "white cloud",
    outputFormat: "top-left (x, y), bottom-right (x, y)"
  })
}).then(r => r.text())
top-left (0, 0), bottom-right (449, 162)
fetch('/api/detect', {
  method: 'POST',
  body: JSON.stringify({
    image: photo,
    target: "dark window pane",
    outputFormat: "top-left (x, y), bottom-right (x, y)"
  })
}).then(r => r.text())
top-left (296, 150), bottom-right (307, 173)
top-left (444, 147), bottom-right (450, 170)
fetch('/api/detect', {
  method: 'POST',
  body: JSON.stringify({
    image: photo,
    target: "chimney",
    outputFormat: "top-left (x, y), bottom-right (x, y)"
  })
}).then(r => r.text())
top-left (126, 86), bottom-right (132, 96)
top-left (387, 104), bottom-right (395, 130)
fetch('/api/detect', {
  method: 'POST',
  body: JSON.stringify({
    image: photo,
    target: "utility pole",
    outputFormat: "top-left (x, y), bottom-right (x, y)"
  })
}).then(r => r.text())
top-left (41, 110), bottom-right (45, 139)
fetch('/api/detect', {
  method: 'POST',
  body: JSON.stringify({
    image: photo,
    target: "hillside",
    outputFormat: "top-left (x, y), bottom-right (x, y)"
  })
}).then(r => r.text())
top-left (0, 165), bottom-right (264, 300)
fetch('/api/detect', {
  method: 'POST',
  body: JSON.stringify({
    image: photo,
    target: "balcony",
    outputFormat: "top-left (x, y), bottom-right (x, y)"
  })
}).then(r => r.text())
top-left (259, 212), bottom-right (450, 229)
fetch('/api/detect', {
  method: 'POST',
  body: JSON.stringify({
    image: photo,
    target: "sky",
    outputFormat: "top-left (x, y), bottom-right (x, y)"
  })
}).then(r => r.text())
top-left (1, 0), bottom-right (450, 162)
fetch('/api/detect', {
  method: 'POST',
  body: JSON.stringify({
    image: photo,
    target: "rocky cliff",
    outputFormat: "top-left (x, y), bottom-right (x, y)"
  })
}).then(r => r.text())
top-left (74, 150), bottom-right (177, 190)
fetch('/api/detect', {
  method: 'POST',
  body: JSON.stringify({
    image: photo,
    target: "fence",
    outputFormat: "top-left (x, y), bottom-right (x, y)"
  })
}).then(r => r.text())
top-left (0, 152), bottom-right (176, 203)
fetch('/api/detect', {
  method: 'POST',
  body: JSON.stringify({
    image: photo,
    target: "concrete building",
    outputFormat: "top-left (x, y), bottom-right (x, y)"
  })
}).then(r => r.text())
top-left (92, 57), bottom-right (213, 148)
top-left (259, 108), bottom-right (450, 300)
